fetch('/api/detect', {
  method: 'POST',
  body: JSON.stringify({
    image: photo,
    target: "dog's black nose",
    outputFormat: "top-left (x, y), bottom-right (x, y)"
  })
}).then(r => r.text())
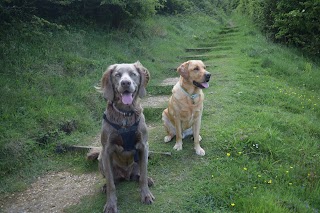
top-left (205, 73), bottom-right (211, 81)
top-left (121, 80), bottom-right (131, 87)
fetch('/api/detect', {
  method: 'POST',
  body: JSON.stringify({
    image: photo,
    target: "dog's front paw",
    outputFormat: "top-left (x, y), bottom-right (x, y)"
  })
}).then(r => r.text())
top-left (173, 142), bottom-right (183, 151)
top-left (104, 201), bottom-right (118, 213)
top-left (195, 146), bottom-right (205, 156)
top-left (141, 188), bottom-right (155, 204)
top-left (164, 136), bottom-right (172, 143)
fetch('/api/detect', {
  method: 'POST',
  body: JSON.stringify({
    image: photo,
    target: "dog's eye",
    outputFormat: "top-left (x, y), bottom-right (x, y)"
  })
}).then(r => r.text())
top-left (115, 73), bottom-right (121, 77)
top-left (130, 72), bottom-right (137, 77)
top-left (194, 67), bottom-right (199, 71)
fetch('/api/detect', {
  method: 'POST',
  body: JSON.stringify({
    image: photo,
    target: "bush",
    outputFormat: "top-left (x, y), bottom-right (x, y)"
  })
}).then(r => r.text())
top-left (237, 0), bottom-right (320, 57)
top-left (0, 0), bottom-right (163, 28)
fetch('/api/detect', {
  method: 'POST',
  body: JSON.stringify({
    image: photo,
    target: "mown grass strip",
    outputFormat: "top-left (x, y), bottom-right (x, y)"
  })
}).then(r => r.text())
top-left (143, 107), bottom-right (165, 123)
top-left (147, 85), bottom-right (172, 96)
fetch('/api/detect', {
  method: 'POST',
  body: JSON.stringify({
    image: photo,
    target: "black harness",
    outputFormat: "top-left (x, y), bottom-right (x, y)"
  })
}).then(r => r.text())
top-left (103, 112), bottom-right (140, 162)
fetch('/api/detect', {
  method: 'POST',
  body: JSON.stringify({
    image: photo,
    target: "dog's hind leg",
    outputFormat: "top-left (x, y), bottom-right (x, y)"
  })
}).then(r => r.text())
top-left (162, 109), bottom-right (176, 143)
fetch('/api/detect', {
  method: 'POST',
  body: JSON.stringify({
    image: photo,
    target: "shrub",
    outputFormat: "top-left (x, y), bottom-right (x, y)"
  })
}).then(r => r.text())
top-left (236, 0), bottom-right (320, 57)
top-left (0, 0), bottom-right (163, 28)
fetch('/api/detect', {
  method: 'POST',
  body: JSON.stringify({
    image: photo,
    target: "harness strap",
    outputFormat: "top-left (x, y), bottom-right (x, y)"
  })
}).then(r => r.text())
top-left (103, 113), bottom-right (140, 162)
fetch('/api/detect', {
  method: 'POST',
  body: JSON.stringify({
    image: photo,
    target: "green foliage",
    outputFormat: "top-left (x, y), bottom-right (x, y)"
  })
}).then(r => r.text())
top-left (159, 0), bottom-right (238, 15)
top-left (158, 0), bottom-right (193, 14)
top-left (236, 0), bottom-right (320, 57)
top-left (273, 1), bottom-right (320, 55)
top-left (0, 0), bottom-right (163, 28)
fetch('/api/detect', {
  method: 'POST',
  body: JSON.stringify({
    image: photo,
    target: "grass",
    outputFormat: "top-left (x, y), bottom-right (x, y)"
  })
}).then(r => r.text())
top-left (1, 10), bottom-right (320, 213)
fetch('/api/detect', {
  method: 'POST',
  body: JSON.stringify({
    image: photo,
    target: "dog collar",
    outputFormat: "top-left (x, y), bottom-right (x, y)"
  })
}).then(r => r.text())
top-left (179, 84), bottom-right (200, 104)
top-left (111, 102), bottom-right (135, 117)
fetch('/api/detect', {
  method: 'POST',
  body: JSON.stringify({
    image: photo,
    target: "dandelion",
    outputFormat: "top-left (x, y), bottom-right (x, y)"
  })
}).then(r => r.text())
top-left (289, 182), bottom-right (293, 185)
top-left (227, 153), bottom-right (231, 157)
top-left (231, 203), bottom-right (236, 207)
top-left (258, 174), bottom-right (262, 178)
top-left (267, 179), bottom-right (272, 184)
top-left (243, 167), bottom-right (248, 171)
top-left (238, 151), bottom-right (242, 155)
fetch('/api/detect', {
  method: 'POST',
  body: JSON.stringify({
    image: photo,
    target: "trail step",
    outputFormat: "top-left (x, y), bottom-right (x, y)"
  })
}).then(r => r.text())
top-left (207, 34), bottom-right (238, 40)
top-left (141, 95), bottom-right (170, 108)
top-left (219, 28), bottom-right (240, 34)
top-left (185, 47), bottom-right (232, 52)
top-left (168, 64), bottom-right (215, 71)
top-left (186, 47), bottom-right (215, 52)
top-left (180, 55), bottom-right (211, 59)
top-left (160, 77), bottom-right (179, 86)
top-left (180, 54), bottom-right (228, 60)
top-left (198, 41), bottom-right (236, 47)
top-left (222, 25), bottom-right (239, 30)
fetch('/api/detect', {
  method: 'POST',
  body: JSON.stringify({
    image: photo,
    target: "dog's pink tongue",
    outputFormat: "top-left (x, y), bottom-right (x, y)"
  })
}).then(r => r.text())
top-left (201, 82), bottom-right (209, 88)
top-left (121, 93), bottom-right (133, 105)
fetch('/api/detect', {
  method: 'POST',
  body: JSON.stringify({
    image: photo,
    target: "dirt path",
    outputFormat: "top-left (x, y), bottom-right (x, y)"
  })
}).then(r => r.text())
top-left (2, 172), bottom-right (102, 213)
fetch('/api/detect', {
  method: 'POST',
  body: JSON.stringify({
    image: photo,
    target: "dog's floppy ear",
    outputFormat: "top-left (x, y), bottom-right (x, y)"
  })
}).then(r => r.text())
top-left (177, 61), bottom-right (190, 79)
top-left (99, 64), bottom-right (117, 101)
top-left (134, 61), bottom-right (150, 98)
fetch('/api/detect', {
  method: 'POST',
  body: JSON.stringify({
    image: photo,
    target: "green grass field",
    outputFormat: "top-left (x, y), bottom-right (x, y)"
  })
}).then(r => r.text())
top-left (1, 11), bottom-right (319, 213)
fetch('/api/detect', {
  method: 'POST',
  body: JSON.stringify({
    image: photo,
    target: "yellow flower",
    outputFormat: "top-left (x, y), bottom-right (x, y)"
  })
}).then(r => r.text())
top-left (267, 179), bottom-right (272, 184)
top-left (227, 153), bottom-right (231, 157)
top-left (253, 186), bottom-right (257, 189)
top-left (286, 171), bottom-right (289, 174)
top-left (289, 182), bottom-right (293, 185)
top-left (231, 203), bottom-right (235, 207)
top-left (243, 167), bottom-right (248, 171)
top-left (258, 174), bottom-right (262, 178)
top-left (238, 151), bottom-right (242, 155)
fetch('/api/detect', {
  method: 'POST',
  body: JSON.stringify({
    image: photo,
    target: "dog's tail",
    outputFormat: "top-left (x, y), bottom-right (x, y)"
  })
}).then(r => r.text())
top-left (86, 147), bottom-right (102, 161)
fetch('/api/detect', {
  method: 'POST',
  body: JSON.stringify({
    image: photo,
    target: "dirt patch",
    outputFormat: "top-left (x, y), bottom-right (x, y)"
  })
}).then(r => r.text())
top-left (141, 95), bottom-right (170, 108)
top-left (160, 77), bottom-right (179, 86)
top-left (2, 171), bottom-right (101, 213)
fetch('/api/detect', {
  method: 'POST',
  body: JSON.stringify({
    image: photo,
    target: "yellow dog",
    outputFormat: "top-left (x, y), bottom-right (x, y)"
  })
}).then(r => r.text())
top-left (162, 60), bottom-right (211, 156)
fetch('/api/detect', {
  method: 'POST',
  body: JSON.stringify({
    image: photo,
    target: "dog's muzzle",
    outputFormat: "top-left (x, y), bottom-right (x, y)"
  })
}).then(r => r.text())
top-left (193, 72), bottom-right (211, 89)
